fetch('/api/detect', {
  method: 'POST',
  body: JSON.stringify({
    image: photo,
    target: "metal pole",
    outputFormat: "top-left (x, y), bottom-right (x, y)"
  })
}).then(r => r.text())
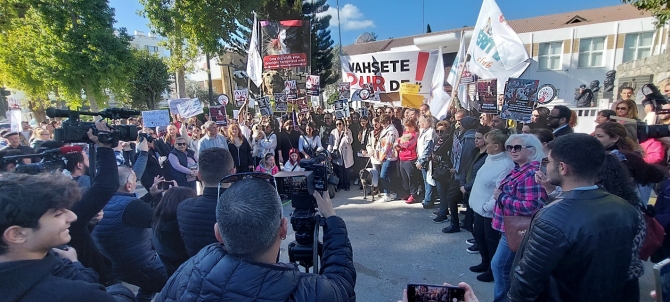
top-left (206, 53), bottom-right (215, 106)
top-left (336, 0), bottom-right (343, 57)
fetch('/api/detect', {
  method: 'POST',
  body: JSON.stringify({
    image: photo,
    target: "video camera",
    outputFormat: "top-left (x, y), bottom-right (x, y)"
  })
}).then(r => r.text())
top-left (46, 107), bottom-right (139, 147)
top-left (1, 145), bottom-right (83, 174)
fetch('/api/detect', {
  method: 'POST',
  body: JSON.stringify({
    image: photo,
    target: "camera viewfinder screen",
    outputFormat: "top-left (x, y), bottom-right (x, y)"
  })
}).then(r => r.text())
top-left (408, 284), bottom-right (465, 302)
top-left (279, 175), bottom-right (308, 194)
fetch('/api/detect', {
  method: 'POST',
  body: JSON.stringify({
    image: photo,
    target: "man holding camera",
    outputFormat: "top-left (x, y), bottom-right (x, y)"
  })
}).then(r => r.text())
top-left (156, 178), bottom-right (356, 302)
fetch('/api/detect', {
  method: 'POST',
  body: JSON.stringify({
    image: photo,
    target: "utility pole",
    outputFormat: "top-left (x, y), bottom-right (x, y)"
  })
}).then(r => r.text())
top-left (206, 53), bottom-right (215, 106)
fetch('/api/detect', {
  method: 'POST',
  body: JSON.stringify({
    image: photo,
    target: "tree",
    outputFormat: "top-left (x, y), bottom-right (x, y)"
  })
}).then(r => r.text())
top-left (185, 79), bottom-right (210, 103)
top-left (304, 0), bottom-right (337, 88)
top-left (622, 0), bottom-right (670, 47)
top-left (125, 50), bottom-right (172, 110)
top-left (141, 0), bottom-right (262, 101)
top-left (0, 0), bottom-right (134, 113)
top-left (426, 24), bottom-right (432, 33)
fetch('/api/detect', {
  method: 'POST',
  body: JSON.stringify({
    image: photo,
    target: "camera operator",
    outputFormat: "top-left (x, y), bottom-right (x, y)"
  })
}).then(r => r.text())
top-left (177, 147), bottom-right (235, 257)
top-left (63, 150), bottom-right (92, 190)
top-left (156, 178), bottom-right (356, 302)
top-left (0, 173), bottom-right (116, 302)
top-left (135, 133), bottom-right (164, 191)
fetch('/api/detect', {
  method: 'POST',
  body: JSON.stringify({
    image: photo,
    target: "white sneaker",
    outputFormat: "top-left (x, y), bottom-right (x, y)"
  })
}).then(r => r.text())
top-left (380, 193), bottom-right (391, 202)
top-left (389, 193), bottom-right (397, 200)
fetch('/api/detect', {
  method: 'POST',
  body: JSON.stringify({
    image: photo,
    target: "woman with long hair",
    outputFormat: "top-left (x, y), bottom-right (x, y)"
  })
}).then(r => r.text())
top-left (613, 99), bottom-right (640, 121)
top-left (595, 109), bottom-right (617, 125)
top-left (353, 115), bottom-right (372, 186)
top-left (491, 134), bottom-right (547, 301)
top-left (397, 119), bottom-right (420, 203)
top-left (227, 124), bottom-right (254, 173)
top-left (298, 122), bottom-right (323, 159)
top-left (180, 117), bottom-right (203, 154)
top-left (30, 127), bottom-right (51, 150)
top-left (529, 107), bottom-right (550, 130)
top-left (255, 152), bottom-right (279, 175)
top-left (328, 118), bottom-right (354, 191)
top-left (283, 148), bottom-right (305, 172)
top-left (416, 115), bottom-right (436, 208)
top-left (429, 121), bottom-right (454, 215)
top-left (366, 117), bottom-right (383, 172)
top-left (594, 122), bottom-right (643, 154)
top-left (152, 186), bottom-right (197, 276)
top-left (164, 124), bottom-right (180, 147)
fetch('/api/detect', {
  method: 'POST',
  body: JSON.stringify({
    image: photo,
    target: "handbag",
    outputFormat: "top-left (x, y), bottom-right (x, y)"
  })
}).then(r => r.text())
top-left (331, 131), bottom-right (342, 160)
top-left (504, 215), bottom-right (533, 252)
top-left (641, 204), bottom-right (665, 261)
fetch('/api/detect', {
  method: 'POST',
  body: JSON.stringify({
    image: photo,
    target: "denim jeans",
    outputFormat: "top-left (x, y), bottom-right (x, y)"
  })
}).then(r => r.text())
top-left (434, 179), bottom-right (450, 216)
top-left (379, 160), bottom-right (397, 195)
top-left (421, 168), bottom-right (435, 204)
top-left (492, 234), bottom-right (516, 302)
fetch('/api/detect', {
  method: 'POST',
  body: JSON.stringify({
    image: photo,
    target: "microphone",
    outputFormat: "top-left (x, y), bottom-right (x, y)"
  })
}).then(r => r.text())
top-left (42, 145), bottom-right (83, 155)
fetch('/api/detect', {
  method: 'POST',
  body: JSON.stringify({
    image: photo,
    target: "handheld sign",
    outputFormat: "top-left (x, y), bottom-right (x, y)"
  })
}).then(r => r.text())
top-left (234, 89), bottom-right (248, 107)
top-left (176, 98), bottom-right (204, 119)
top-left (217, 94), bottom-right (229, 106)
top-left (306, 75), bottom-right (320, 96)
top-left (141, 110), bottom-right (170, 128)
top-left (536, 84), bottom-right (557, 105)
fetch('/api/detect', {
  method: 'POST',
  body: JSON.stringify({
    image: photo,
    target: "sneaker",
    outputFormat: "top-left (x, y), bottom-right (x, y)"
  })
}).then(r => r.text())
top-left (466, 239), bottom-right (476, 246)
top-left (469, 262), bottom-right (488, 273)
top-left (466, 245), bottom-right (479, 254)
top-left (433, 216), bottom-right (448, 223)
top-left (405, 195), bottom-right (416, 204)
top-left (388, 193), bottom-right (397, 201)
top-left (423, 203), bottom-right (435, 209)
top-left (442, 225), bottom-right (461, 233)
top-left (381, 194), bottom-right (395, 202)
top-left (476, 271), bottom-right (494, 282)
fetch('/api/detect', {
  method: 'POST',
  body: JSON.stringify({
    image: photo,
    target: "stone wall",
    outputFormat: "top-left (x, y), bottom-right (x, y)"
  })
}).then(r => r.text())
top-left (616, 52), bottom-right (670, 89)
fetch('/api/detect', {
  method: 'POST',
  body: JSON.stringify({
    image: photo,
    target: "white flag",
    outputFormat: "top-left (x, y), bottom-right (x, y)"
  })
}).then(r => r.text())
top-left (467, 0), bottom-right (530, 91)
top-left (429, 49), bottom-right (451, 120)
top-left (246, 13), bottom-right (263, 88)
top-left (446, 33), bottom-right (466, 87)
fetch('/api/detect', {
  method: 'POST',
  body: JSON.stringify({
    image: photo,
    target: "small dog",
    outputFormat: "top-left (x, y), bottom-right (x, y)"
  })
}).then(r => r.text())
top-left (359, 168), bottom-right (378, 201)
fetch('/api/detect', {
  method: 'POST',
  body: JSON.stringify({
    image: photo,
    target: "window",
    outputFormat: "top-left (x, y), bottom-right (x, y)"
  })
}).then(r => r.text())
top-left (578, 37), bottom-right (606, 68)
top-left (538, 42), bottom-right (563, 70)
top-left (623, 32), bottom-right (653, 63)
top-left (145, 46), bottom-right (159, 54)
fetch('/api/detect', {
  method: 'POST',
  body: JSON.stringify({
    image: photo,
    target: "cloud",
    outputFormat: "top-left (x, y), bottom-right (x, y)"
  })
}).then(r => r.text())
top-left (317, 4), bottom-right (375, 31)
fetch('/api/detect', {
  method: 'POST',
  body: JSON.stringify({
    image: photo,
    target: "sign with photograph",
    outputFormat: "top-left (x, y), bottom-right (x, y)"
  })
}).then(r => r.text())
top-left (350, 83), bottom-right (380, 102)
top-left (257, 96), bottom-right (273, 116)
top-left (338, 82), bottom-right (351, 99)
top-left (260, 20), bottom-right (311, 69)
top-left (234, 89), bottom-right (248, 107)
top-left (209, 106), bottom-right (228, 126)
top-left (168, 98), bottom-right (189, 115)
top-left (284, 80), bottom-right (298, 99)
top-left (477, 79), bottom-right (498, 114)
top-left (333, 99), bottom-right (350, 119)
top-left (500, 78), bottom-right (540, 123)
top-left (141, 110), bottom-right (170, 128)
top-left (273, 93), bottom-right (288, 112)
top-left (295, 97), bottom-right (309, 113)
top-left (306, 75), bottom-right (320, 96)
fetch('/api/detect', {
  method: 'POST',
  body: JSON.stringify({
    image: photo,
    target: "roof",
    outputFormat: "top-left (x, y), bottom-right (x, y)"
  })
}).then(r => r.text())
top-left (342, 4), bottom-right (652, 55)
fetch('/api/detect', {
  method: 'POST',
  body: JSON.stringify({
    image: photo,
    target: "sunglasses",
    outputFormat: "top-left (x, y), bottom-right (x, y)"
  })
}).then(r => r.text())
top-left (176, 143), bottom-right (186, 146)
top-left (616, 107), bottom-right (628, 110)
top-left (218, 172), bottom-right (277, 197)
top-left (336, 123), bottom-right (343, 126)
top-left (436, 130), bottom-right (446, 134)
top-left (506, 145), bottom-right (532, 152)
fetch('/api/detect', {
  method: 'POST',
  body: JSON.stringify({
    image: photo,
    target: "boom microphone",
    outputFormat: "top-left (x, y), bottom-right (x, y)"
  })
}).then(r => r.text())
top-left (43, 145), bottom-right (83, 155)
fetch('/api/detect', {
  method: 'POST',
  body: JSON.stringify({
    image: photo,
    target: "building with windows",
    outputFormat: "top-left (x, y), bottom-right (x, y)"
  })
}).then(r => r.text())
top-left (129, 30), bottom-right (167, 57)
top-left (342, 4), bottom-right (664, 105)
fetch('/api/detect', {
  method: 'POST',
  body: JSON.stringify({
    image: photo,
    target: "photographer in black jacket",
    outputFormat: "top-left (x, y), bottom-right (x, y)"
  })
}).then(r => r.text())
top-left (157, 178), bottom-right (356, 301)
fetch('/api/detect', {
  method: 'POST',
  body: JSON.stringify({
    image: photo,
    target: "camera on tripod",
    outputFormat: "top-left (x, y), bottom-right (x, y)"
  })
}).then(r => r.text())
top-left (298, 150), bottom-right (339, 198)
top-left (46, 107), bottom-right (140, 147)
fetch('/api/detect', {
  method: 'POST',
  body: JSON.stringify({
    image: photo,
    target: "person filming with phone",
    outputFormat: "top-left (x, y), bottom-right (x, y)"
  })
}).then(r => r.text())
top-left (156, 177), bottom-right (356, 301)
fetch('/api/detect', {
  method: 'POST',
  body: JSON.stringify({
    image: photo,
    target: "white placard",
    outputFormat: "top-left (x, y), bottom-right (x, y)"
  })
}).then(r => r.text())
top-left (168, 98), bottom-right (189, 115)
top-left (233, 110), bottom-right (239, 119)
top-left (141, 110), bottom-right (171, 128)
top-left (176, 98), bottom-right (204, 118)
top-left (7, 110), bottom-right (21, 132)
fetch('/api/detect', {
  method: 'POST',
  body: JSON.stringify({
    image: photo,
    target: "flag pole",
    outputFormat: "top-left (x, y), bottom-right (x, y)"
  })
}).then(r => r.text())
top-left (450, 30), bottom-right (470, 110)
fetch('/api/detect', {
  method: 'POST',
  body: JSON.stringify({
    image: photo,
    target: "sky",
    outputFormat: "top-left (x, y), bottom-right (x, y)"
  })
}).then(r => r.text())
top-left (109, 0), bottom-right (623, 46)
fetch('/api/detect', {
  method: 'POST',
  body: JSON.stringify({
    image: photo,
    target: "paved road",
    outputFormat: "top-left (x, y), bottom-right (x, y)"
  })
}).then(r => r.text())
top-left (278, 188), bottom-right (657, 302)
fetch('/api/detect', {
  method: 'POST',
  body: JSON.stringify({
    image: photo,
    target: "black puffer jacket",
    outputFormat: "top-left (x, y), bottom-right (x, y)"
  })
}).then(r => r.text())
top-left (176, 187), bottom-right (223, 256)
top-left (155, 216), bottom-right (356, 302)
top-left (508, 189), bottom-right (639, 302)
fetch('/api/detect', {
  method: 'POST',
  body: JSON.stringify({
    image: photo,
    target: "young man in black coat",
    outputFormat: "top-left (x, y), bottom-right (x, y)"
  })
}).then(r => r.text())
top-left (156, 178), bottom-right (356, 302)
top-left (0, 173), bottom-right (115, 302)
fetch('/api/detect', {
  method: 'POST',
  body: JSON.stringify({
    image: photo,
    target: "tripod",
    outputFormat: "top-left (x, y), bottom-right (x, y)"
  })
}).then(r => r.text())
top-left (287, 214), bottom-right (325, 273)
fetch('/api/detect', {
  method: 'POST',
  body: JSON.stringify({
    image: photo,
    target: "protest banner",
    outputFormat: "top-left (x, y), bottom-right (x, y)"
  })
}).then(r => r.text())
top-left (246, 13), bottom-right (263, 87)
top-left (176, 98), bottom-right (203, 119)
top-left (341, 50), bottom-right (439, 95)
top-left (467, 0), bottom-right (530, 92)
top-left (7, 109), bottom-right (21, 132)
top-left (257, 96), bottom-right (273, 116)
top-left (7, 97), bottom-right (20, 110)
top-left (350, 83), bottom-right (381, 102)
top-left (284, 80), bottom-right (298, 99)
top-left (233, 110), bottom-right (239, 120)
top-left (333, 99), bottom-right (350, 119)
top-left (399, 83), bottom-right (421, 95)
top-left (310, 96), bottom-right (320, 107)
top-left (260, 20), bottom-right (310, 69)
top-left (537, 84), bottom-right (557, 105)
top-left (500, 78), bottom-right (539, 123)
top-left (168, 98), bottom-right (189, 115)
top-left (295, 97), bottom-right (309, 113)
top-left (234, 89), bottom-right (248, 107)
top-left (209, 106), bottom-right (228, 125)
top-left (306, 75), bottom-right (320, 96)
top-left (273, 93), bottom-right (288, 112)
top-left (477, 79), bottom-right (498, 114)
top-left (400, 82), bottom-right (423, 109)
top-left (217, 94), bottom-right (229, 106)
top-left (141, 110), bottom-right (170, 128)
top-left (338, 82), bottom-right (351, 99)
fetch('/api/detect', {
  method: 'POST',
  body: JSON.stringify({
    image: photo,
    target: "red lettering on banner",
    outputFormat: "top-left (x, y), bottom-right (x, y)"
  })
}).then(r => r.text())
top-left (263, 53), bottom-right (308, 69)
top-left (346, 73), bottom-right (386, 92)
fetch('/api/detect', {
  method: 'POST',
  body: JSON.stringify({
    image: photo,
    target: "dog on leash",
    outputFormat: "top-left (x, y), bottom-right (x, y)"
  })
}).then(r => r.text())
top-left (359, 168), bottom-right (378, 201)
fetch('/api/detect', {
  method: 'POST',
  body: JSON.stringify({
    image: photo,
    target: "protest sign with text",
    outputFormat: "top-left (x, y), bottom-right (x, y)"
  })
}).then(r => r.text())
top-left (500, 78), bottom-right (539, 123)
top-left (306, 75), bottom-right (320, 96)
top-left (477, 79), bottom-right (498, 114)
top-left (142, 110), bottom-right (171, 128)
top-left (176, 98), bottom-right (203, 119)
top-left (338, 82), bottom-right (351, 100)
top-left (260, 20), bottom-right (310, 69)
top-left (257, 96), bottom-right (273, 116)
top-left (168, 98), bottom-right (189, 115)
top-left (234, 89), bottom-right (248, 107)
top-left (274, 93), bottom-right (288, 112)
top-left (333, 99), bottom-right (350, 119)
top-left (209, 106), bottom-right (228, 126)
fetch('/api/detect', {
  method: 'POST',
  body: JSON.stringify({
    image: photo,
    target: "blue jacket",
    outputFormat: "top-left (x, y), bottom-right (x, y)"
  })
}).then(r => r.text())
top-left (92, 192), bottom-right (156, 273)
top-left (155, 216), bottom-right (356, 302)
top-left (177, 187), bottom-right (222, 257)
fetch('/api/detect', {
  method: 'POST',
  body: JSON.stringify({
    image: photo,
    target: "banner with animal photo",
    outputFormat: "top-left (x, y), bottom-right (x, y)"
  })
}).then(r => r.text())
top-left (273, 93), bottom-right (288, 112)
top-left (295, 97), bottom-right (309, 113)
top-left (209, 106), bottom-right (228, 126)
top-left (260, 20), bottom-right (311, 69)
top-left (477, 79), bottom-right (498, 114)
top-left (306, 75), bottom-right (320, 96)
top-left (341, 50), bottom-right (440, 96)
top-left (500, 78), bottom-right (539, 123)
top-left (257, 96), bottom-right (273, 116)
top-left (284, 80), bottom-right (298, 100)
top-left (333, 99), bottom-right (350, 119)
top-left (350, 83), bottom-right (381, 102)
top-left (233, 89), bottom-right (248, 107)
top-left (337, 82), bottom-right (351, 99)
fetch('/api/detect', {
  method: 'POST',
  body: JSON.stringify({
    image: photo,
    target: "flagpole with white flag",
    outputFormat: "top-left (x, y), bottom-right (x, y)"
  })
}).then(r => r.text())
top-left (466, 0), bottom-right (530, 93)
top-left (246, 12), bottom-right (263, 89)
top-left (429, 48), bottom-right (452, 120)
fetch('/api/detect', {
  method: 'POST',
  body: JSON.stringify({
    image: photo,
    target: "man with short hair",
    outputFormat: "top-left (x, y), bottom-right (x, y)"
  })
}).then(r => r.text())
top-left (92, 166), bottom-right (167, 302)
top-left (386, 107), bottom-right (403, 134)
top-left (19, 121), bottom-right (32, 146)
top-left (198, 121), bottom-right (229, 154)
top-left (420, 103), bottom-right (439, 124)
top-left (0, 173), bottom-right (115, 301)
top-left (156, 178), bottom-right (356, 302)
top-left (277, 120), bottom-right (300, 165)
top-left (548, 105), bottom-right (574, 137)
top-left (508, 133), bottom-right (639, 301)
top-left (177, 147), bottom-right (236, 257)
top-left (64, 151), bottom-right (92, 189)
top-left (574, 84), bottom-right (594, 107)
top-left (491, 115), bottom-right (507, 131)
top-left (1, 131), bottom-right (35, 162)
top-left (320, 112), bottom-right (335, 147)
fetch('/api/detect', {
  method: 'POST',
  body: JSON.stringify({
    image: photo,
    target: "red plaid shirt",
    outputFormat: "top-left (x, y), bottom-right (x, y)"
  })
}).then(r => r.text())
top-left (492, 161), bottom-right (547, 232)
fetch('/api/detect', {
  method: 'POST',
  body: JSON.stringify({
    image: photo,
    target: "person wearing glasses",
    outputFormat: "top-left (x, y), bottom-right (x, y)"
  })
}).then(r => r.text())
top-left (30, 127), bottom-right (51, 150)
top-left (547, 105), bottom-right (574, 138)
top-left (167, 137), bottom-right (198, 190)
top-left (328, 119), bottom-right (354, 191)
top-left (612, 99), bottom-right (640, 122)
top-left (490, 134), bottom-right (547, 302)
top-left (155, 177), bottom-right (356, 302)
top-left (319, 112), bottom-right (335, 148)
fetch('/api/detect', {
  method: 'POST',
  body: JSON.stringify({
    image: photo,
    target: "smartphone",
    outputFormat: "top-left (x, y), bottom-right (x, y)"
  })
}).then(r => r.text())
top-left (160, 181), bottom-right (174, 191)
top-left (655, 258), bottom-right (670, 302)
top-left (406, 283), bottom-right (466, 302)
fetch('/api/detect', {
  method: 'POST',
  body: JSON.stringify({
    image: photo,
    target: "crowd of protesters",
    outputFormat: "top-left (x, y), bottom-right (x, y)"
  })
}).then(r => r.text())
top-left (3, 87), bottom-right (670, 302)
